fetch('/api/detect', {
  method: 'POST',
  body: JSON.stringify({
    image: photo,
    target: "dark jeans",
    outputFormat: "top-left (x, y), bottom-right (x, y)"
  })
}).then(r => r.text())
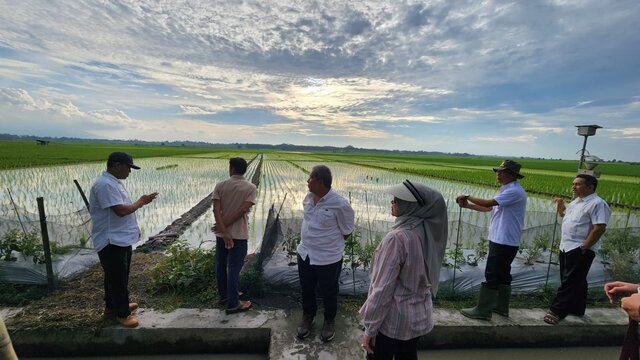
top-left (549, 247), bottom-right (596, 318)
top-left (484, 241), bottom-right (519, 289)
top-left (216, 237), bottom-right (248, 309)
top-left (366, 332), bottom-right (419, 360)
top-left (297, 254), bottom-right (342, 321)
top-left (98, 244), bottom-right (132, 318)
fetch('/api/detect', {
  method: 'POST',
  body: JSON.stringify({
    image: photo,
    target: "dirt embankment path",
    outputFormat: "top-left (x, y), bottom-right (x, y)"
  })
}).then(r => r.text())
top-left (136, 193), bottom-right (213, 253)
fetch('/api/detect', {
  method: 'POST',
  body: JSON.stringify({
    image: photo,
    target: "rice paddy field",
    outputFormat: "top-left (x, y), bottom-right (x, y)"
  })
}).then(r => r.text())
top-left (1, 140), bottom-right (638, 253)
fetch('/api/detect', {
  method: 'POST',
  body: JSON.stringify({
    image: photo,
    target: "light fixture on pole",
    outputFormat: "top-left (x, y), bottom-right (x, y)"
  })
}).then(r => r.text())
top-left (575, 124), bottom-right (602, 177)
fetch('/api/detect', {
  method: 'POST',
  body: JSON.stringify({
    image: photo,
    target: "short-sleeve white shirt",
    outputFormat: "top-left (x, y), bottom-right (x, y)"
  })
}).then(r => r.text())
top-left (298, 189), bottom-right (355, 265)
top-left (89, 171), bottom-right (140, 251)
top-left (560, 193), bottom-right (611, 252)
top-left (488, 181), bottom-right (527, 247)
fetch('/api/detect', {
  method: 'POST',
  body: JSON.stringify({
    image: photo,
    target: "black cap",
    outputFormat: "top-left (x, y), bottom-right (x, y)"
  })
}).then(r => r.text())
top-left (108, 152), bottom-right (140, 169)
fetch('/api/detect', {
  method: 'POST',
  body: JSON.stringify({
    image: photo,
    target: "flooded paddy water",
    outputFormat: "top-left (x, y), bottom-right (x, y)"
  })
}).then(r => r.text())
top-left (1, 154), bottom-right (637, 287)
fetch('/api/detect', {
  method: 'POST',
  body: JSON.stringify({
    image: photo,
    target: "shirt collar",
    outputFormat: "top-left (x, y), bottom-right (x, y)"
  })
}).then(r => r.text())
top-left (309, 188), bottom-right (334, 203)
top-left (576, 192), bottom-right (597, 202)
top-left (500, 180), bottom-right (518, 190)
top-left (103, 170), bottom-right (121, 183)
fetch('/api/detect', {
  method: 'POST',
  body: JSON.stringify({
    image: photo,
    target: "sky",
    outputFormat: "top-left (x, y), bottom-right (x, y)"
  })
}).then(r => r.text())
top-left (0, 1), bottom-right (639, 162)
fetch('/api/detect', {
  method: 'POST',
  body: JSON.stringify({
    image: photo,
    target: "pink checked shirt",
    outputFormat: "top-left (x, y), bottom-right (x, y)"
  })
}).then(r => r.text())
top-left (359, 228), bottom-right (434, 341)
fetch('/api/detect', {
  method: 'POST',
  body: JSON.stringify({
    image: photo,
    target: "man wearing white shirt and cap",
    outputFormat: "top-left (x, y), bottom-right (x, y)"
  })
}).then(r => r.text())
top-left (296, 165), bottom-right (355, 342)
top-left (89, 152), bottom-right (158, 328)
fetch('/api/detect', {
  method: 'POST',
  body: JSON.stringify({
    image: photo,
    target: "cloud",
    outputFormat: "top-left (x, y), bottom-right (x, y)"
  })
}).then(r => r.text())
top-left (521, 126), bottom-right (563, 133)
top-left (0, 88), bottom-right (37, 108)
top-left (606, 128), bottom-right (640, 139)
top-left (0, 1), bottom-right (638, 161)
top-left (0, 88), bottom-right (83, 117)
top-left (87, 109), bottom-right (140, 128)
top-left (470, 135), bottom-right (537, 143)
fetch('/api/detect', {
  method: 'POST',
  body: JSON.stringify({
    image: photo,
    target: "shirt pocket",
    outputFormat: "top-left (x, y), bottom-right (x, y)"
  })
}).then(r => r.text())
top-left (318, 209), bottom-right (334, 226)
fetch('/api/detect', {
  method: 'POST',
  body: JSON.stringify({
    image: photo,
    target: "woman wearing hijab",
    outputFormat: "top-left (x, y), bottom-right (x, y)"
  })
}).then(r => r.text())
top-left (360, 180), bottom-right (448, 360)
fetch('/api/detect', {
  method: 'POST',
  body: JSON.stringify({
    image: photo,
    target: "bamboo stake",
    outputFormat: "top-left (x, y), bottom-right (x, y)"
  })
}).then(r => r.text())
top-left (73, 179), bottom-right (90, 211)
top-left (37, 197), bottom-right (55, 288)
top-left (6, 188), bottom-right (27, 236)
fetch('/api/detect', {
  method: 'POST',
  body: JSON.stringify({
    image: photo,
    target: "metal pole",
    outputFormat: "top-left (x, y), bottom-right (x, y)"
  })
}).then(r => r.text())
top-left (349, 192), bottom-right (356, 296)
top-left (544, 212), bottom-right (560, 288)
top-left (578, 135), bottom-right (589, 171)
top-left (452, 206), bottom-right (462, 292)
top-left (37, 197), bottom-right (55, 287)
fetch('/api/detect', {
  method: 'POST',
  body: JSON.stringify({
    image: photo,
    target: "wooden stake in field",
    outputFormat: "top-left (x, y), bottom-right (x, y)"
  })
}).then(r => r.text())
top-left (37, 197), bottom-right (55, 288)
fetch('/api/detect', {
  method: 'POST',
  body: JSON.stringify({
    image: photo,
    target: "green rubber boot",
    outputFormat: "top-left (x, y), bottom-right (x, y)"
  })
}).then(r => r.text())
top-left (493, 284), bottom-right (511, 317)
top-left (461, 286), bottom-right (498, 320)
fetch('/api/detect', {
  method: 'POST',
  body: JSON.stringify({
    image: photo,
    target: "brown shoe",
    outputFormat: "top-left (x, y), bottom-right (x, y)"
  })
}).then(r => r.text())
top-left (117, 315), bottom-right (139, 328)
top-left (296, 314), bottom-right (314, 339)
top-left (320, 319), bottom-right (335, 343)
top-left (103, 303), bottom-right (139, 316)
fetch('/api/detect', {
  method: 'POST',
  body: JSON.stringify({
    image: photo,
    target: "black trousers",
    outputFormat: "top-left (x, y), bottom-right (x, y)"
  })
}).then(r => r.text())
top-left (366, 332), bottom-right (419, 360)
top-left (549, 247), bottom-right (595, 318)
top-left (484, 241), bottom-right (519, 289)
top-left (98, 244), bottom-right (132, 318)
top-left (297, 254), bottom-right (342, 321)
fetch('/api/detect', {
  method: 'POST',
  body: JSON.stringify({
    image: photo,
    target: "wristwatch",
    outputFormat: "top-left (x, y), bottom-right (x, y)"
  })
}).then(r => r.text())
top-left (637, 286), bottom-right (640, 294)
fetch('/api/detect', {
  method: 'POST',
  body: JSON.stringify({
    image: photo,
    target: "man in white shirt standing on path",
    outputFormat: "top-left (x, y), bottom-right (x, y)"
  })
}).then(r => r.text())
top-left (544, 174), bottom-right (611, 325)
top-left (297, 165), bottom-right (355, 342)
top-left (90, 152), bottom-right (158, 328)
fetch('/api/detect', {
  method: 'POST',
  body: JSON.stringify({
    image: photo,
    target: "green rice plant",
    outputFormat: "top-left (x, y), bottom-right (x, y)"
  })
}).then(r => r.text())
top-left (345, 230), bottom-right (362, 270)
top-left (0, 229), bottom-right (20, 261)
top-left (356, 236), bottom-right (381, 270)
top-left (240, 260), bottom-right (265, 298)
top-left (77, 234), bottom-right (88, 248)
top-left (0, 140), bottom-right (251, 170)
top-left (519, 233), bottom-right (550, 265)
top-left (282, 228), bottom-right (301, 265)
top-left (444, 246), bottom-right (465, 270)
top-left (466, 236), bottom-right (488, 266)
top-left (599, 229), bottom-right (640, 282)
top-left (151, 239), bottom-right (216, 293)
top-left (18, 230), bottom-right (46, 264)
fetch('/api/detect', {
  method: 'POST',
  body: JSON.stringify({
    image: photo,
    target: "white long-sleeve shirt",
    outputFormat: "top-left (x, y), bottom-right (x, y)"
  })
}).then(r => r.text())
top-left (297, 189), bottom-right (355, 265)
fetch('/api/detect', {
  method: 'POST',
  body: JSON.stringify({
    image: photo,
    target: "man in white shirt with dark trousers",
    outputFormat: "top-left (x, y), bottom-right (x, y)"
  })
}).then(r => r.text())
top-left (90, 152), bottom-right (158, 328)
top-left (296, 165), bottom-right (355, 343)
top-left (544, 174), bottom-right (610, 325)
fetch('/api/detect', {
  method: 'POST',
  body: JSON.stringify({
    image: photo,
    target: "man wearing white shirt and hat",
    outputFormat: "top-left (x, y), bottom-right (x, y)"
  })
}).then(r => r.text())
top-left (455, 159), bottom-right (527, 320)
